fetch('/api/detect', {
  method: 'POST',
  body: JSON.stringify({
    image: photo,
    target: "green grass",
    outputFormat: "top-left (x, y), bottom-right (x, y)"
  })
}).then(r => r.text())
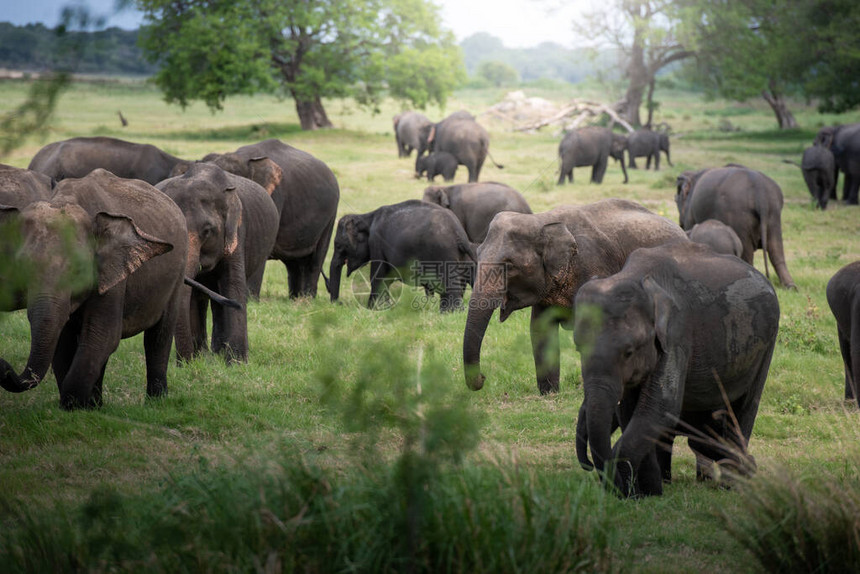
top-left (2, 79), bottom-right (860, 572)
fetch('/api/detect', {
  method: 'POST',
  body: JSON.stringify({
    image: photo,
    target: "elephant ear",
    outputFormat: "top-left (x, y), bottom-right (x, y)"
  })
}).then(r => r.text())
top-left (93, 212), bottom-right (174, 295)
top-left (424, 187), bottom-right (449, 208)
top-left (223, 185), bottom-right (242, 257)
top-left (169, 161), bottom-right (193, 178)
top-left (641, 275), bottom-right (677, 352)
top-left (539, 222), bottom-right (577, 279)
top-left (248, 157), bottom-right (283, 196)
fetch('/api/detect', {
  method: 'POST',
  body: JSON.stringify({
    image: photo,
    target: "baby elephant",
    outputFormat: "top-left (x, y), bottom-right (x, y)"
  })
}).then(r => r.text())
top-left (574, 240), bottom-right (779, 497)
top-left (686, 219), bottom-right (743, 257)
top-left (416, 151), bottom-right (458, 182)
top-left (826, 261), bottom-right (860, 406)
top-left (328, 200), bottom-right (476, 312)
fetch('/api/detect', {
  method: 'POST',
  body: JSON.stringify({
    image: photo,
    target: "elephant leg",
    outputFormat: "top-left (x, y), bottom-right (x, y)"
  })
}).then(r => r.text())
top-left (473, 156), bottom-right (485, 182)
top-left (837, 329), bottom-right (854, 401)
top-left (52, 315), bottom-right (82, 391)
top-left (189, 289), bottom-right (209, 356)
top-left (628, 156), bottom-right (637, 169)
top-left (636, 446), bottom-right (664, 497)
top-left (654, 152), bottom-right (660, 171)
top-left (144, 304), bottom-right (177, 398)
top-left (848, 175), bottom-right (860, 205)
top-left (592, 156), bottom-right (608, 184)
top-left (367, 259), bottom-right (387, 309)
top-left (246, 261), bottom-right (266, 300)
top-left (850, 305), bottom-right (860, 406)
top-left (58, 292), bottom-right (124, 409)
top-left (90, 363), bottom-right (108, 409)
top-left (530, 305), bottom-right (561, 394)
top-left (657, 431), bottom-right (674, 483)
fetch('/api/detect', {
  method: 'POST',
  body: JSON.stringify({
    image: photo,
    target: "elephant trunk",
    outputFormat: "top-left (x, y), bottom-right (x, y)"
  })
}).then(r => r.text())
top-left (619, 154), bottom-right (629, 184)
top-left (0, 293), bottom-right (70, 392)
top-left (463, 271), bottom-right (504, 390)
top-left (328, 256), bottom-right (344, 303)
top-left (174, 240), bottom-right (200, 362)
top-left (575, 401), bottom-right (594, 471)
top-left (585, 376), bottom-right (622, 476)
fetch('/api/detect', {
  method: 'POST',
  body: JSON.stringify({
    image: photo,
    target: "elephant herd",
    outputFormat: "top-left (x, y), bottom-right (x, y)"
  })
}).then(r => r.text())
top-left (790, 121), bottom-right (860, 209)
top-left (1, 113), bottom-right (858, 500)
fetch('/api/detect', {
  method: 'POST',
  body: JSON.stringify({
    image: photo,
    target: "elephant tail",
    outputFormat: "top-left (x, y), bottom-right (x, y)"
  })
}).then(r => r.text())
top-left (754, 190), bottom-right (771, 280)
top-left (458, 237), bottom-right (478, 262)
top-left (486, 150), bottom-right (504, 170)
top-left (184, 277), bottom-right (242, 309)
top-left (781, 159), bottom-right (802, 169)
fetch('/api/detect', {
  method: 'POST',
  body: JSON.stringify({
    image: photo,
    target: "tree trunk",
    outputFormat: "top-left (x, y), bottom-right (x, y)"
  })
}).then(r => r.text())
top-left (645, 78), bottom-right (656, 129)
top-left (294, 94), bottom-right (333, 131)
top-left (761, 87), bottom-right (798, 129)
top-left (622, 21), bottom-right (648, 127)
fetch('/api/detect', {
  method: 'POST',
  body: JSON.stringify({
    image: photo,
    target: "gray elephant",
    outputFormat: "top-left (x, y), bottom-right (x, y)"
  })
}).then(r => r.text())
top-left (0, 169), bottom-right (188, 409)
top-left (416, 151), bottom-right (458, 182)
top-left (627, 129), bottom-right (671, 170)
top-left (557, 127), bottom-right (628, 185)
top-left (463, 198), bottom-right (687, 395)
top-left (686, 219), bottom-right (743, 257)
top-left (422, 182), bottom-right (531, 243)
top-left (797, 142), bottom-right (837, 209)
top-left (394, 111), bottom-right (432, 158)
top-left (417, 112), bottom-right (502, 182)
top-left (157, 163), bottom-right (279, 363)
top-left (0, 164), bottom-right (55, 311)
top-left (826, 261), bottom-right (860, 406)
top-left (194, 139), bottom-right (340, 299)
top-left (328, 200), bottom-right (476, 312)
top-left (816, 123), bottom-right (860, 204)
top-left (676, 166), bottom-right (795, 289)
top-left (574, 240), bottom-right (779, 497)
top-left (28, 136), bottom-right (185, 185)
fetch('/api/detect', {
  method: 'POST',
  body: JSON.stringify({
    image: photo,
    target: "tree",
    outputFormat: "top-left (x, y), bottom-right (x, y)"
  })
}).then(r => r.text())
top-left (574, 1), bottom-right (693, 127)
top-left (676, 0), bottom-right (860, 129)
top-left (475, 61), bottom-right (519, 87)
top-left (134, 0), bottom-right (465, 130)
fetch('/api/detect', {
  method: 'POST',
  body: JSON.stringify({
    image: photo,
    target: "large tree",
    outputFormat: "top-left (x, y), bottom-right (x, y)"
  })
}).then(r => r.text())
top-left (676, 0), bottom-right (860, 129)
top-left (134, 0), bottom-right (465, 130)
top-left (574, 0), bottom-right (693, 127)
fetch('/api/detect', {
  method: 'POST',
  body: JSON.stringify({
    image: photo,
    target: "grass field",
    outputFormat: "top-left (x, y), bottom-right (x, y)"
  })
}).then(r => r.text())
top-left (1, 78), bottom-right (859, 572)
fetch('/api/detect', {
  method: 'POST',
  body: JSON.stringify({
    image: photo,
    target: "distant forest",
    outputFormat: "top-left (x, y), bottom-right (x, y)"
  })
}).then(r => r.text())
top-left (0, 22), bottom-right (156, 75)
top-left (460, 32), bottom-right (602, 84)
top-left (0, 23), bottom-right (593, 84)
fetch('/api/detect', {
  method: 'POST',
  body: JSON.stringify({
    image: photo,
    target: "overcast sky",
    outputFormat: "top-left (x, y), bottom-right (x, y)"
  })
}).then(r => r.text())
top-left (3, 0), bottom-right (590, 49)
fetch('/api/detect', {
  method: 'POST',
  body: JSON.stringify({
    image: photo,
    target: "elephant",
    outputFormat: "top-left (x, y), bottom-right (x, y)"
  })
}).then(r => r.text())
top-left (676, 165), bottom-right (796, 289)
top-left (685, 219), bottom-right (743, 257)
top-left (0, 169), bottom-right (189, 409)
top-left (557, 127), bottom-right (628, 185)
top-left (328, 200), bottom-right (476, 312)
top-left (627, 129), bottom-right (667, 170)
top-left (416, 112), bottom-right (501, 182)
top-left (573, 240), bottom-right (779, 497)
top-left (28, 136), bottom-right (185, 185)
top-left (816, 123), bottom-right (860, 205)
top-left (415, 151), bottom-right (458, 182)
top-left (0, 164), bottom-right (55, 311)
top-left (421, 182), bottom-right (532, 243)
top-left (797, 142), bottom-right (837, 209)
top-left (191, 139), bottom-right (340, 299)
top-left (156, 163), bottom-right (279, 363)
top-left (825, 261), bottom-right (860, 406)
top-left (463, 198), bottom-right (688, 395)
top-left (394, 111), bottom-right (433, 158)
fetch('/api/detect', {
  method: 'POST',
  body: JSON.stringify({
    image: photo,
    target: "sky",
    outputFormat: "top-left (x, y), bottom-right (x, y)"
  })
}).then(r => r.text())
top-left (3, 0), bottom-right (590, 49)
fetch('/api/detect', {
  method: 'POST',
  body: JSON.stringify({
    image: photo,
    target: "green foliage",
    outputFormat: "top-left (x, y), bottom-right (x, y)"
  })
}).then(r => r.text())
top-left (720, 456), bottom-right (860, 572)
top-left (676, 0), bottom-right (860, 118)
top-left (475, 60), bottom-right (520, 88)
top-left (134, 0), bottom-right (464, 124)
